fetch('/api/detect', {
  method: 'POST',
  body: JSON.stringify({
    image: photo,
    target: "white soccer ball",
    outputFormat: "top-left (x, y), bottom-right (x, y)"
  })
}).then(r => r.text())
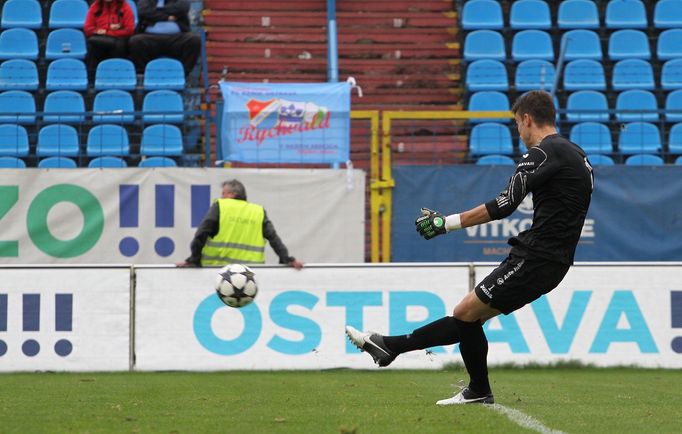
top-left (214, 264), bottom-right (258, 308)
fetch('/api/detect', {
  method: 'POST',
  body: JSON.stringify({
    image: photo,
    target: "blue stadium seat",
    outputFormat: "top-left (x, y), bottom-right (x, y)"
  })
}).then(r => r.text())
top-left (467, 91), bottom-right (510, 123)
top-left (37, 124), bottom-right (80, 157)
top-left (566, 91), bottom-right (609, 122)
top-left (127, 0), bottom-right (138, 26)
top-left (665, 90), bottom-right (682, 122)
top-left (661, 59), bottom-right (682, 90)
top-left (570, 122), bottom-right (613, 154)
top-left (92, 90), bottom-right (135, 124)
top-left (564, 59), bottom-right (606, 91)
top-left (676, 156), bottom-right (682, 165)
top-left (88, 156), bottom-right (128, 168)
top-left (615, 90), bottom-right (658, 122)
top-left (38, 156), bottom-right (77, 168)
top-left (515, 59), bottom-right (555, 91)
top-left (43, 90), bottom-right (85, 124)
top-left (464, 30), bottom-right (505, 61)
top-left (612, 59), bottom-right (655, 91)
top-left (606, 0), bottom-right (647, 29)
top-left (46, 58), bottom-right (87, 91)
top-left (512, 30), bottom-right (554, 62)
top-left (0, 28), bottom-right (38, 60)
top-left (625, 154), bottom-right (664, 165)
top-left (0, 90), bottom-right (35, 123)
top-left (476, 154), bottom-right (515, 165)
top-left (668, 123), bottom-right (682, 153)
top-left (657, 29), bottom-right (682, 61)
top-left (654, 0), bottom-right (682, 28)
top-left (1, 0), bottom-right (42, 29)
top-left (138, 156), bottom-right (177, 167)
top-left (87, 124), bottom-right (130, 156)
top-left (140, 124), bottom-right (184, 156)
top-left (557, 0), bottom-right (600, 29)
top-left (95, 58), bottom-right (136, 91)
top-left (465, 59), bottom-right (508, 91)
top-left (469, 123), bottom-right (513, 156)
top-left (561, 30), bottom-right (602, 60)
top-left (461, 0), bottom-right (503, 30)
top-left (0, 156), bottom-right (25, 168)
top-left (0, 59), bottom-right (38, 91)
top-left (586, 154), bottom-right (615, 166)
top-left (0, 124), bottom-right (28, 156)
top-left (142, 90), bottom-right (184, 124)
top-left (608, 30), bottom-right (650, 60)
top-left (49, 0), bottom-right (88, 29)
top-left (618, 122), bottom-right (661, 155)
top-left (143, 58), bottom-right (185, 90)
top-left (45, 29), bottom-right (87, 60)
top-left (510, 0), bottom-right (551, 30)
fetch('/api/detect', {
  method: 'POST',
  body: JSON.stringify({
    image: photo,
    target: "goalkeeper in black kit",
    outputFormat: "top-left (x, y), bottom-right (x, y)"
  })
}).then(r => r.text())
top-left (346, 90), bottom-right (594, 405)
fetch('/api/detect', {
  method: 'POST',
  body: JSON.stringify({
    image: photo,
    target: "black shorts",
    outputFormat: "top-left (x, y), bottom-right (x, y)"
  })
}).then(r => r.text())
top-left (474, 253), bottom-right (571, 315)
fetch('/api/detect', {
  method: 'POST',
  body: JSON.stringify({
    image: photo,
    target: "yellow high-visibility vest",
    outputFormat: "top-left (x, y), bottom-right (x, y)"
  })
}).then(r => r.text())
top-left (200, 198), bottom-right (266, 266)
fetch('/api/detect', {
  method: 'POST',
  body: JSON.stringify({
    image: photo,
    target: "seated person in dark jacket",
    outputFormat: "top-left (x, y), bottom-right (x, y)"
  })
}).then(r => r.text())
top-left (129, 0), bottom-right (201, 76)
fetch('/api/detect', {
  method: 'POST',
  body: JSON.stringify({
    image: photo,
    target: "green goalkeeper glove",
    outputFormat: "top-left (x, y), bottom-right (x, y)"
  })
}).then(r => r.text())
top-left (415, 208), bottom-right (447, 240)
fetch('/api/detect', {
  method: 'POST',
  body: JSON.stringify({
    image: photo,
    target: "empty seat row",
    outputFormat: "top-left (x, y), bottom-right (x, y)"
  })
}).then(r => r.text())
top-left (465, 58), bottom-right (682, 91)
top-left (0, 155), bottom-right (178, 169)
top-left (468, 121), bottom-right (682, 156)
top-left (0, 58), bottom-right (186, 91)
top-left (468, 89), bottom-right (682, 123)
top-left (0, 28), bottom-right (87, 60)
top-left (462, 0), bottom-right (682, 30)
top-left (0, 89), bottom-right (184, 124)
top-left (474, 153), bottom-right (681, 166)
top-left (0, 123), bottom-right (184, 157)
top-left (0, 0), bottom-right (138, 30)
top-left (464, 29), bottom-right (682, 62)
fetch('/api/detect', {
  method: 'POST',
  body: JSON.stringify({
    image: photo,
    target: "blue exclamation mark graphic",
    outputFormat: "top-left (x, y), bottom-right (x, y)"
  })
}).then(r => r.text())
top-left (671, 291), bottom-right (682, 353)
top-left (0, 294), bottom-right (7, 356)
top-left (22, 294), bottom-right (40, 357)
top-left (55, 294), bottom-right (73, 357)
top-left (155, 184), bottom-right (175, 257)
top-left (191, 185), bottom-right (211, 228)
top-left (119, 185), bottom-right (140, 257)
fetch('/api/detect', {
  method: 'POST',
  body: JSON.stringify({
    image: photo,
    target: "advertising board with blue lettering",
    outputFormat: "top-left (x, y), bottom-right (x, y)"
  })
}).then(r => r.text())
top-left (134, 265), bottom-right (682, 370)
top-left (0, 268), bottom-right (130, 372)
top-left (219, 82), bottom-right (350, 164)
top-left (391, 165), bottom-right (682, 262)
top-left (0, 168), bottom-right (365, 264)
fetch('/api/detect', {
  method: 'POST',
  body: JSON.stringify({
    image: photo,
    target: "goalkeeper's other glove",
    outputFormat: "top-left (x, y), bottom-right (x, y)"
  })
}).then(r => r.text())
top-left (415, 208), bottom-right (447, 240)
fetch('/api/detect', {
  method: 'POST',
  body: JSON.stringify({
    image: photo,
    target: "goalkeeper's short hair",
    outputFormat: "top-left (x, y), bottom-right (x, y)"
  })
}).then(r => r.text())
top-left (511, 90), bottom-right (556, 127)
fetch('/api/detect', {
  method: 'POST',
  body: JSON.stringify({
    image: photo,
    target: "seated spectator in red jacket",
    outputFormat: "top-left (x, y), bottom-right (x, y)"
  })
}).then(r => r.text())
top-left (84, 0), bottom-right (135, 73)
top-left (129, 0), bottom-right (201, 76)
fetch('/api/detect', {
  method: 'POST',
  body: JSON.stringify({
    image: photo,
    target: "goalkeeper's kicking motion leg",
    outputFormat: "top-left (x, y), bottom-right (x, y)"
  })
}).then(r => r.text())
top-left (347, 91), bottom-right (594, 406)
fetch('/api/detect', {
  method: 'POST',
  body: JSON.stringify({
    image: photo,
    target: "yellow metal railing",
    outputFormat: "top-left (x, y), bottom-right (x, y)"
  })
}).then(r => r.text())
top-left (373, 110), bottom-right (513, 262)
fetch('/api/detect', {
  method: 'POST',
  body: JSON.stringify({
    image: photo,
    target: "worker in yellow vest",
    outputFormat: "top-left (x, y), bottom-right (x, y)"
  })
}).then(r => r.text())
top-left (176, 179), bottom-right (304, 269)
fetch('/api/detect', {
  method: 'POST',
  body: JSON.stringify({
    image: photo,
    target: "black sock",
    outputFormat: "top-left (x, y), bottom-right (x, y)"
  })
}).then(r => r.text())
top-left (383, 316), bottom-right (460, 354)
top-left (453, 317), bottom-right (491, 395)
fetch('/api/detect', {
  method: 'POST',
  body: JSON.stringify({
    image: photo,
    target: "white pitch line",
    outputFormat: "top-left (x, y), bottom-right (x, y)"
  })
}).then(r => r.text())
top-left (486, 403), bottom-right (567, 434)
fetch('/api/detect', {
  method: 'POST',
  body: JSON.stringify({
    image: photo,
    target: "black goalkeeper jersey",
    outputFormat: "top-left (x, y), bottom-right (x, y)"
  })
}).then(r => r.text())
top-left (484, 134), bottom-right (594, 265)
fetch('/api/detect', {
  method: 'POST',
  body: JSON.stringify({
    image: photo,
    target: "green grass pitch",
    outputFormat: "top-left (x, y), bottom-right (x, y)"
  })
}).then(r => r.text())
top-left (0, 368), bottom-right (680, 433)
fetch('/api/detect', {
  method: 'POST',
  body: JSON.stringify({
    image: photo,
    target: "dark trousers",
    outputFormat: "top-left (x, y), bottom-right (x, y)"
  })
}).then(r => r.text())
top-left (86, 35), bottom-right (129, 75)
top-left (129, 32), bottom-right (201, 76)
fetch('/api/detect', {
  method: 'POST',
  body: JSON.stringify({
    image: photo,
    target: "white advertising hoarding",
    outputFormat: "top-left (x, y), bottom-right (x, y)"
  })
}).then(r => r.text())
top-left (0, 268), bottom-right (130, 372)
top-left (0, 168), bottom-right (365, 265)
top-left (474, 264), bottom-right (682, 368)
top-left (134, 265), bottom-right (470, 370)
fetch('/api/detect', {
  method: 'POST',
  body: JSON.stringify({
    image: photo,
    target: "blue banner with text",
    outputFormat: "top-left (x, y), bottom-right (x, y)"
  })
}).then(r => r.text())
top-left (219, 82), bottom-right (350, 164)
top-left (392, 165), bottom-right (682, 262)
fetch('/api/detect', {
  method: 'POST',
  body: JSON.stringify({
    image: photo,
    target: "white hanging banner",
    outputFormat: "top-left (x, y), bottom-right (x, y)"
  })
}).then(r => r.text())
top-left (0, 168), bottom-right (365, 264)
